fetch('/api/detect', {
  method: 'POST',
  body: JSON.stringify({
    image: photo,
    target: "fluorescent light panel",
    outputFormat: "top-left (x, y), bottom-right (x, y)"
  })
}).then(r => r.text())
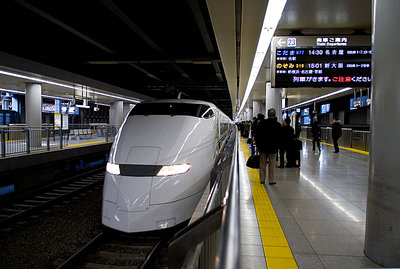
top-left (0, 88), bottom-right (110, 106)
top-left (283, 87), bottom-right (352, 111)
top-left (236, 0), bottom-right (287, 118)
top-left (0, 88), bottom-right (25, 95)
top-left (0, 69), bottom-right (140, 104)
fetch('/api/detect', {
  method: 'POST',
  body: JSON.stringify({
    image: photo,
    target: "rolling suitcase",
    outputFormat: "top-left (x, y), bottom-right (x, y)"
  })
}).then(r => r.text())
top-left (293, 149), bottom-right (301, 167)
top-left (287, 140), bottom-right (301, 168)
top-left (293, 139), bottom-right (302, 167)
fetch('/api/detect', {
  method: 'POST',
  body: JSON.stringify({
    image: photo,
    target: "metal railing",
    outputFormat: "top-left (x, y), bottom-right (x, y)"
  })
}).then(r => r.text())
top-left (168, 128), bottom-right (240, 269)
top-left (0, 124), bottom-right (117, 158)
top-left (300, 126), bottom-right (370, 152)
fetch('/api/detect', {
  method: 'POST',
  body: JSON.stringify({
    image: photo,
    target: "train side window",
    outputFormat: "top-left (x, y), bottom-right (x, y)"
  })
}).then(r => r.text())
top-left (199, 105), bottom-right (214, 119)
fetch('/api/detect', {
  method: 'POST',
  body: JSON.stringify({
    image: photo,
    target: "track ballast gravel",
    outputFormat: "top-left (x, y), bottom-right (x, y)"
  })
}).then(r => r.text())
top-left (0, 187), bottom-right (103, 269)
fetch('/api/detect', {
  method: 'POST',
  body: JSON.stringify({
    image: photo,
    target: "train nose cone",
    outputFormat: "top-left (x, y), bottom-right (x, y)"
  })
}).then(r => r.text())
top-left (125, 146), bottom-right (160, 165)
top-left (116, 146), bottom-right (160, 212)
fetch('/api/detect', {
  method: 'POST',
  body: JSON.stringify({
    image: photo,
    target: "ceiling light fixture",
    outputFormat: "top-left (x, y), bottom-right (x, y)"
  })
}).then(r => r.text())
top-left (0, 88), bottom-right (25, 95)
top-left (236, 0), bottom-right (287, 118)
top-left (0, 87), bottom-right (110, 106)
top-left (282, 87), bottom-right (352, 110)
top-left (0, 69), bottom-right (141, 104)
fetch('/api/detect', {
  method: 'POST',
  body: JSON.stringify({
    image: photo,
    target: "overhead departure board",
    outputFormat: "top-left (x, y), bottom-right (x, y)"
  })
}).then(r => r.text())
top-left (271, 36), bottom-right (372, 88)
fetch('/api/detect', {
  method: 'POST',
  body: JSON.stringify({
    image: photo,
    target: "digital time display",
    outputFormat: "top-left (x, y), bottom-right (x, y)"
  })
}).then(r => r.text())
top-left (273, 46), bottom-right (372, 88)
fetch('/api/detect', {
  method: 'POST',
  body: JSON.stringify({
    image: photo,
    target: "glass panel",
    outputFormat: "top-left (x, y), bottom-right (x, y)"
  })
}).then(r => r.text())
top-left (129, 103), bottom-right (203, 117)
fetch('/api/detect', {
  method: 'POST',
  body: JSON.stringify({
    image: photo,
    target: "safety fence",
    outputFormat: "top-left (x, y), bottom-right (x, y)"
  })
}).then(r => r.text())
top-left (0, 124), bottom-right (117, 158)
top-left (168, 128), bottom-right (240, 269)
top-left (301, 126), bottom-right (370, 152)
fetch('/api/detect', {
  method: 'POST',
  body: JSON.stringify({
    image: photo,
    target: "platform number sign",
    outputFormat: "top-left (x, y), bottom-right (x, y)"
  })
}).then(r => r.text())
top-left (287, 38), bottom-right (296, 47)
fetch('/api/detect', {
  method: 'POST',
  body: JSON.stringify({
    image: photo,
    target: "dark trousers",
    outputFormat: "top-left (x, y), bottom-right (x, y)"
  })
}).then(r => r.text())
top-left (333, 137), bottom-right (339, 152)
top-left (279, 148), bottom-right (286, 166)
top-left (312, 137), bottom-right (320, 150)
top-left (280, 147), bottom-right (294, 167)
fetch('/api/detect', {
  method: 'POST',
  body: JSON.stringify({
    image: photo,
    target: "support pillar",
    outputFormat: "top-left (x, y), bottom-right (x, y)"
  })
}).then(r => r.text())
top-left (265, 82), bottom-right (282, 120)
top-left (109, 101), bottom-right (124, 128)
top-left (25, 83), bottom-right (42, 147)
top-left (123, 102), bottom-right (133, 119)
top-left (245, 107), bottom-right (253, 121)
top-left (253, 101), bottom-right (263, 117)
top-left (365, 0), bottom-right (400, 267)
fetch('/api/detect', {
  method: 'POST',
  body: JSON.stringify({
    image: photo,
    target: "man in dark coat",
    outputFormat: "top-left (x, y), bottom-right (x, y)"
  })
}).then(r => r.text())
top-left (332, 118), bottom-right (342, 153)
top-left (250, 117), bottom-right (258, 138)
top-left (255, 108), bottom-right (281, 185)
top-left (279, 118), bottom-right (295, 168)
top-left (311, 117), bottom-right (321, 152)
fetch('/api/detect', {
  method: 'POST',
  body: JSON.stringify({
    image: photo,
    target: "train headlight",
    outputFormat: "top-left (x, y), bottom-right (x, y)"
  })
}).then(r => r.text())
top-left (106, 162), bottom-right (120, 175)
top-left (156, 163), bottom-right (191, 176)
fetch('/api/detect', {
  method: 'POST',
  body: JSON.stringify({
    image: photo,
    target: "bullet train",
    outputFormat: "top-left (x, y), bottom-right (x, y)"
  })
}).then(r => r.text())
top-left (102, 99), bottom-right (233, 233)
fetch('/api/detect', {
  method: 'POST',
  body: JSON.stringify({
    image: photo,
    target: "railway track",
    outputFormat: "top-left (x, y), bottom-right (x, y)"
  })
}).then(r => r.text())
top-left (56, 229), bottom-right (171, 269)
top-left (0, 168), bottom-right (105, 229)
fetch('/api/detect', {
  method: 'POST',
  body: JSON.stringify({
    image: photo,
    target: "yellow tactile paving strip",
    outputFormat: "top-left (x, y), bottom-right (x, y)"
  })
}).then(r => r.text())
top-left (240, 136), bottom-right (298, 269)
top-left (300, 137), bottom-right (369, 155)
top-left (64, 140), bottom-right (106, 148)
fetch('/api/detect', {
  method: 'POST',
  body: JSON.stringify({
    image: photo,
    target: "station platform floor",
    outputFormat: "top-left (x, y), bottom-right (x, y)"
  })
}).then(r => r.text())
top-left (238, 136), bottom-right (381, 269)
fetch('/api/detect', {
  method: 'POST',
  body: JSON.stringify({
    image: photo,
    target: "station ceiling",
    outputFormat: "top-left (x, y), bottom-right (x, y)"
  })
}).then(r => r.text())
top-left (0, 0), bottom-right (371, 117)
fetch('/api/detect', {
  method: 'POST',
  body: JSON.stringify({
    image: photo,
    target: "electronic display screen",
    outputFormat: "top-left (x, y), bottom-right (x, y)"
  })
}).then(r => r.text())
top-left (274, 47), bottom-right (372, 87)
top-left (320, 104), bottom-right (330, 114)
top-left (301, 108), bottom-right (309, 116)
top-left (303, 116), bottom-right (311, 125)
top-left (350, 96), bottom-right (368, 110)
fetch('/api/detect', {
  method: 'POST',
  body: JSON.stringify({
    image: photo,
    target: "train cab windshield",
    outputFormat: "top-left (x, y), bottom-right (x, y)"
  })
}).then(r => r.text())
top-left (129, 103), bottom-right (214, 118)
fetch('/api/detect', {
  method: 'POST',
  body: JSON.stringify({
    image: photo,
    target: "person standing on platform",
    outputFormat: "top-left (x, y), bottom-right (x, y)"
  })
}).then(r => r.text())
top-left (255, 108), bottom-right (281, 185)
top-left (332, 118), bottom-right (342, 153)
top-left (250, 117), bottom-right (258, 138)
top-left (249, 117), bottom-right (258, 155)
top-left (279, 118), bottom-right (295, 168)
top-left (311, 117), bottom-right (321, 152)
top-left (295, 118), bottom-right (301, 139)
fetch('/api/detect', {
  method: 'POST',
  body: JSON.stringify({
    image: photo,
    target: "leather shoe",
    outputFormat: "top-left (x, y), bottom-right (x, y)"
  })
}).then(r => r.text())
top-left (268, 182), bottom-right (276, 185)
top-left (278, 165), bottom-right (284, 168)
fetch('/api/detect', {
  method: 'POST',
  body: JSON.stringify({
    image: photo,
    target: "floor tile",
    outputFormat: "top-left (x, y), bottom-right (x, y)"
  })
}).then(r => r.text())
top-left (240, 255), bottom-right (267, 269)
top-left (319, 255), bottom-right (382, 268)
top-left (296, 219), bottom-right (351, 236)
top-left (293, 253), bottom-right (325, 269)
top-left (241, 226), bottom-right (263, 236)
top-left (277, 218), bottom-right (302, 234)
top-left (288, 207), bottom-right (335, 221)
top-left (284, 231), bottom-right (315, 254)
top-left (283, 199), bottom-right (324, 209)
top-left (306, 234), bottom-right (365, 256)
top-left (241, 244), bottom-right (266, 257)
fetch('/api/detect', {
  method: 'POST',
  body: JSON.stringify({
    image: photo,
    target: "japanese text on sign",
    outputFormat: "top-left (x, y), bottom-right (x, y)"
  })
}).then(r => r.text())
top-left (274, 46), bottom-right (372, 88)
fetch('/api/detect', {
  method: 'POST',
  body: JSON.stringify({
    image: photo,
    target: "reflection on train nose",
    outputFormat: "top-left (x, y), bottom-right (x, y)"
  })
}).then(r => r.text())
top-left (157, 218), bottom-right (176, 229)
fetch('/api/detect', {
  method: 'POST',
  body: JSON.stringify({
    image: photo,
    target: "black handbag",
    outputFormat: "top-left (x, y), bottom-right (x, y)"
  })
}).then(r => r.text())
top-left (246, 154), bottom-right (260, 169)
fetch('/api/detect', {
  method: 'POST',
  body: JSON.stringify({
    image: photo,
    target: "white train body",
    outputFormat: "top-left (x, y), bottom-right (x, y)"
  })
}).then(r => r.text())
top-left (102, 99), bottom-right (232, 233)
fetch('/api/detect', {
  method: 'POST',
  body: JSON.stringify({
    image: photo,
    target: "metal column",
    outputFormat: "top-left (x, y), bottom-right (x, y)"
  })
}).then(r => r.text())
top-left (25, 83), bottom-right (42, 147)
top-left (365, 0), bottom-right (400, 266)
top-left (265, 82), bottom-right (282, 119)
